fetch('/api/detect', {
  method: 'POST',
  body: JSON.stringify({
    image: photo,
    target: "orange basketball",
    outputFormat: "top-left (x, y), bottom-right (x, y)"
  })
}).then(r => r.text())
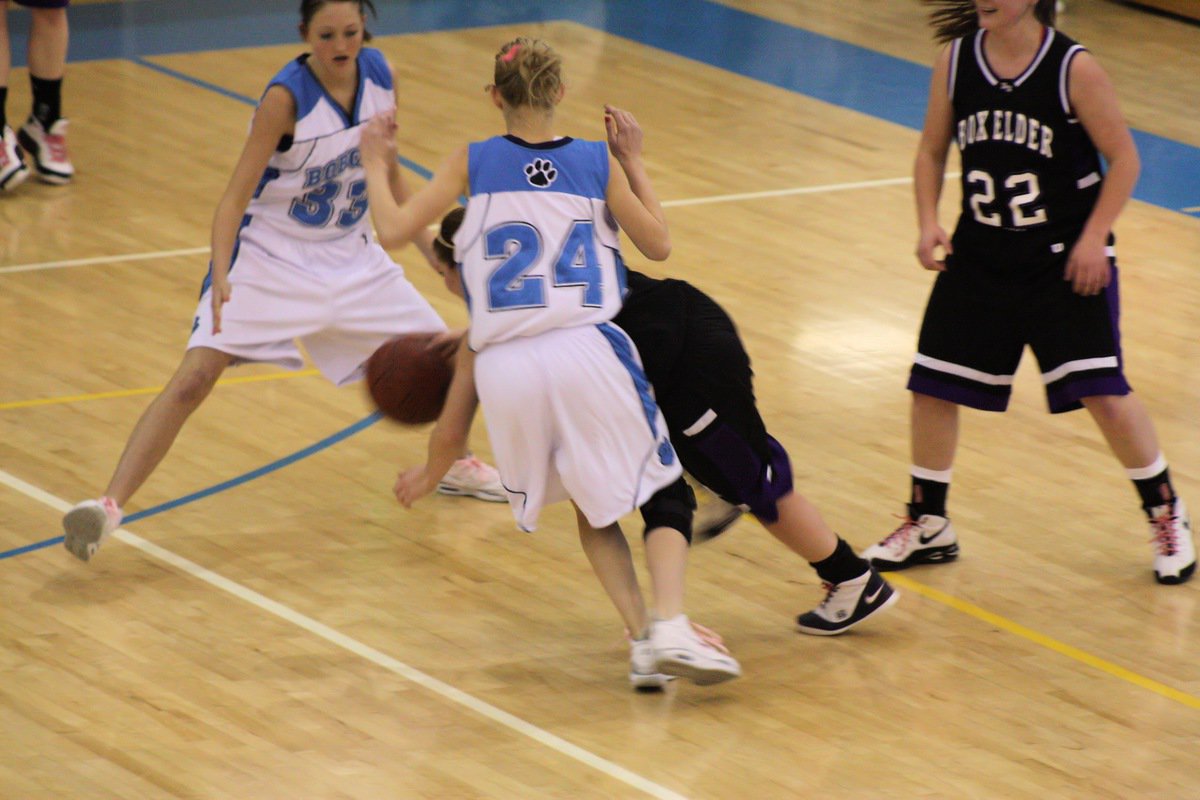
top-left (365, 333), bottom-right (454, 425)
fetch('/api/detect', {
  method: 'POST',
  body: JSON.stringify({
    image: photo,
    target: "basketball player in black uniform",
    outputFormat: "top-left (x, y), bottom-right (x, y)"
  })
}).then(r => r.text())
top-left (863, 0), bottom-right (1194, 584)
top-left (427, 206), bottom-right (898, 635)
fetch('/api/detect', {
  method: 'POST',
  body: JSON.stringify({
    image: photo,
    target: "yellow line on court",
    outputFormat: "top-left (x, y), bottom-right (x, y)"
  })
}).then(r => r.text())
top-left (887, 573), bottom-right (1200, 710)
top-left (0, 369), bottom-right (321, 410)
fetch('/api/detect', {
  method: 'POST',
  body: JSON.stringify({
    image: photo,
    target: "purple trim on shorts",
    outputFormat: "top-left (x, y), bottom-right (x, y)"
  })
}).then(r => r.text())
top-left (13, 0), bottom-right (70, 8)
top-left (1045, 276), bottom-right (1130, 413)
top-left (691, 427), bottom-right (793, 523)
top-left (1046, 374), bottom-right (1131, 414)
top-left (1105, 274), bottom-right (1125, 370)
top-left (907, 371), bottom-right (1010, 412)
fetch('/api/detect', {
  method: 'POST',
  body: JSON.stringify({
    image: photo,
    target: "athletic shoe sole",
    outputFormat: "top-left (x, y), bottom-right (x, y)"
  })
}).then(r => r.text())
top-left (435, 484), bottom-right (506, 502)
top-left (0, 165), bottom-right (29, 191)
top-left (655, 651), bottom-right (740, 686)
top-left (1155, 560), bottom-right (1196, 585)
top-left (869, 542), bottom-right (960, 572)
top-left (62, 504), bottom-right (112, 562)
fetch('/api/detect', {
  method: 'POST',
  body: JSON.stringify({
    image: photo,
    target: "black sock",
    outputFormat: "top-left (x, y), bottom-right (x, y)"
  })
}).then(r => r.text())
top-left (1134, 467), bottom-right (1175, 511)
top-left (811, 538), bottom-right (870, 585)
top-left (0, 87), bottom-right (8, 131)
top-left (910, 475), bottom-right (949, 518)
top-left (30, 76), bottom-right (63, 129)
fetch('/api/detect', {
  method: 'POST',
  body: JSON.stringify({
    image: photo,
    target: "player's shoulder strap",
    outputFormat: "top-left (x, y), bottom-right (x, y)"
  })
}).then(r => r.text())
top-left (358, 47), bottom-right (393, 91)
top-left (264, 56), bottom-right (323, 121)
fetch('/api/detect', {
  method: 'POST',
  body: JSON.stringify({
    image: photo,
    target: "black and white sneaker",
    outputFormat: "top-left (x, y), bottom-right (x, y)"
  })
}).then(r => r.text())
top-left (796, 567), bottom-right (898, 636)
top-left (862, 510), bottom-right (958, 571)
top-left (693, 494), bottom-right (744, 544)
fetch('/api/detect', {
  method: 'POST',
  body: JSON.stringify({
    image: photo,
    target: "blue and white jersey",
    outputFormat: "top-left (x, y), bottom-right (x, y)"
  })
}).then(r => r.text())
top-left (246, 47), bottom-right (394, 246)
top-left (454, 136), bottom-right (626, 350)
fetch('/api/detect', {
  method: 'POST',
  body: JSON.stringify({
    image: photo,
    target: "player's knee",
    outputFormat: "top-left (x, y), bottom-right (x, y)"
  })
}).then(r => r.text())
top-left (640, 478), bottom-right (696, 542)
top-left (167, 363), bottom-right (224, 407)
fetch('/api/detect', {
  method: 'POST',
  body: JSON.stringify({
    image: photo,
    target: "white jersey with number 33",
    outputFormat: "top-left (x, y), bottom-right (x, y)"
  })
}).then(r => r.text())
top-left (246, 47), bottom-right (394, 245)
top-left (454, 135), bottom-right (626, 351)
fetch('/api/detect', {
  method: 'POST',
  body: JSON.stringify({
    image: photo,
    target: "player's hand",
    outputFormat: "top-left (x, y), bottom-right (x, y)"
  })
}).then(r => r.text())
top-left (428, 329), bottom-right (465, 364)
top-left (210, 273), bottom-right (232, 335)
top-left (915, 224), bottom-right (952, 271)
top-left (1064, 235), bottom-right (1111, 296)
top-left (394, 465), bottom-right (436, 508)
top-left (360, 114), bottom-right (398, 166)
top-left (604, 105), bottom-right (644, 162)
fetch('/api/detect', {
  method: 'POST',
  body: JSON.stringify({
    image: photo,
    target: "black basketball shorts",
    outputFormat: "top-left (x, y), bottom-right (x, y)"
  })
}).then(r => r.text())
top-left (907, 255), bottom-right (1131, 414)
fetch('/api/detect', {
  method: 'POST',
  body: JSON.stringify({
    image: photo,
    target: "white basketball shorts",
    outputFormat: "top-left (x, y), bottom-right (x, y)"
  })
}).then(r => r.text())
top-left (473, 322), bottom-right (682, 532)
top-left (188, 226), bottom-right (446, 386)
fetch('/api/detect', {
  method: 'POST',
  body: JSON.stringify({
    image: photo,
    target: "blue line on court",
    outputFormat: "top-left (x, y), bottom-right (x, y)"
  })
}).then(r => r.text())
top-left (0, 413), bottom-right (382, 561)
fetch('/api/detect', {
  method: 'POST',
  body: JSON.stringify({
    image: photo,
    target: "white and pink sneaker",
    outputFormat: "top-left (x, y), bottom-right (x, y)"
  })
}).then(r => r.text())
top-left (437, 456), bottom-right (506, 502)
top-left (63, 497), bottom-right (122, 562)
top-left (651, 614), bottom-right (741, 685)
top-left (0, 125), bottom-right (30, 192)
top-left (1148, 498), bottom-right (1195, 585)
top-left (18, 117), bottom-right (73, 185)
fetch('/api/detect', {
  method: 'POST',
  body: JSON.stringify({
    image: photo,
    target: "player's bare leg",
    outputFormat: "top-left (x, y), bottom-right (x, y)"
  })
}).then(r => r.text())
top-left (104, 347), bottom-right (232, 505)
top-left (62, 347), bottom-right (231, 561)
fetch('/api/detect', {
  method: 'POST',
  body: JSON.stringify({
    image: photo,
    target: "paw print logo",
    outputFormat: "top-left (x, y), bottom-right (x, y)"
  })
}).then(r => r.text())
top-left (524, 158), bottom-right (558, 188)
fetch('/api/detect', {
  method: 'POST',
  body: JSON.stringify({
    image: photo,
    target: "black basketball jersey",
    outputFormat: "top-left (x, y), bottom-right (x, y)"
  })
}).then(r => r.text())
top-left (948, 28), bottom-right (1104, 266)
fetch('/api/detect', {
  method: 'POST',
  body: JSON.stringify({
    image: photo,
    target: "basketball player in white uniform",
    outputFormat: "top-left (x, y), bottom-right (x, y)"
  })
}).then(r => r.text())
top-left (61, 0), bottom-right (504, 563)
top-left (359, 37), bottom-right (741, 687)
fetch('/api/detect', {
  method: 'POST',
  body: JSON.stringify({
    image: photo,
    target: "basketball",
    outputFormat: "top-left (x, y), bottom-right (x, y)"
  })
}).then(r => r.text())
top-left (365, 332), bottom-right (455, 425)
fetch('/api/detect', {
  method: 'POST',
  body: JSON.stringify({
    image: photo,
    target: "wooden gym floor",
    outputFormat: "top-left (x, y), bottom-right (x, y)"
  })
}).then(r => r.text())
top-left (1, 1), bottom-right (1198, 797)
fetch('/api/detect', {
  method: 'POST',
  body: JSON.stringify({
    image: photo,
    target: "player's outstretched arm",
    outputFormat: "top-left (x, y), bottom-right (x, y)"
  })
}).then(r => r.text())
top-left (394, 341), bottom-right (480, 507)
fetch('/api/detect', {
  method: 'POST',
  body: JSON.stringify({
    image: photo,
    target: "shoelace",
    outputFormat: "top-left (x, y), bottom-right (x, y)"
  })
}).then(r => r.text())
top-left (881, 516), bottom-right (919, 549)
top-left (45, 132), bottom-right (69, 162)
top-left (1150, 510), bottom-right (1179, 556)
top-left (815, 581), bottom-right (841, 610)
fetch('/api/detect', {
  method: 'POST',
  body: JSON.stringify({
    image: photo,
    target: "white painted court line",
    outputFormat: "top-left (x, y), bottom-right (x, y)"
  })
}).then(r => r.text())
top-left (0, 247), bottom-right (211, 275)
top-left (0, 468), bottom-right (691, 800)
top-left (0, 174), bottom-right (935, 275)
top-left (661, 174), bottom-right (921, 208)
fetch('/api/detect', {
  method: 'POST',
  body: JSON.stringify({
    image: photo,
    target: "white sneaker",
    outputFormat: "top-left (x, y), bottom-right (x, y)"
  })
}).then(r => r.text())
top-left (437, 456), bottom-right (506, 502)
top-left (18, 117), bottom-right (74, 184)
top-left (650, 614), bottom-right (741, 685)
top-left (63, 497), bottom-right (122, 562)
top-left (1148, 498), bottom-right (1195, 585)
top-left (796, 567), bottom-right (899, 635)
top-left (629, 638), bottom-right (672, 690)
top-left (0, 125), bottom-right (30, 192)
top-left (862, 510), bottom-right (959, 571)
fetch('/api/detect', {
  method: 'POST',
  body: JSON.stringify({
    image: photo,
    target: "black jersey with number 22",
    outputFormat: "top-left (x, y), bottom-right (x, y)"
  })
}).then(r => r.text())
top-left (948, 28), bottom-right (1104, 269)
